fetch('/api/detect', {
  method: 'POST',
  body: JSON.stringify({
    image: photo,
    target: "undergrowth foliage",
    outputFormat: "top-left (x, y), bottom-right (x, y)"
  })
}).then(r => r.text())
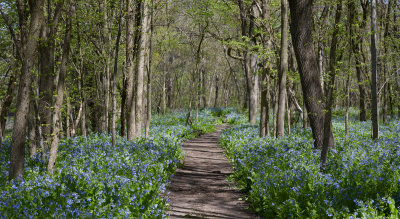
top-left (220, 113), bottom-right (400, 218)
top-left (0, 110), bottom-right (217, 218)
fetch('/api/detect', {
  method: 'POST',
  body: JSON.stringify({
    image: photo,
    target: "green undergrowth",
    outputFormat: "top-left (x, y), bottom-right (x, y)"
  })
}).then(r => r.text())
top-left (220, 111), bottom-right (400, 218)
top-left (0, 109), bottom-right (222, 218)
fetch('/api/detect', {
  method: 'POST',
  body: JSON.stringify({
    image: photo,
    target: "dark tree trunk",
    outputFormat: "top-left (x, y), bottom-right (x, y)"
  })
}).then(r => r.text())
top-left (214, 75), bottom-right (219, 108)
top-left (288, 0), bottom-right (326, 149)
top-left (0, 67), bottom-right (17, 147)
top-left (371, 0), bottom-right (379, 139)
top-left (260, 65), bottom-right (270, 138)
top-left (38, 2), bottom-right (63, 149)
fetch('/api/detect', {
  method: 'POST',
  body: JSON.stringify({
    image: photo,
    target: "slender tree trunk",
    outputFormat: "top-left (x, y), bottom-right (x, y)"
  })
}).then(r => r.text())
top-left (288, 0), bottom-right (326, 149)
top-left (161, 75), bottom-right (166, 115)
top-left (112, 0), bottom-right (123, 147)
top-left (145, 6), bottom-right (154, 138)
top-left (38, 2), bottom-right (63, 150)
top-left (214, 75), bottom-right (219, 108)
top-left (260, 68), bottom-right (270, 138)
top-left (276, 0), bottom-right (289, 137)
top-left (48, 2), bottom-right (73, 173)
top-left (286, 92), bottom-right (290, 135)
top-left (134, 0), bottom-right (150, 138)
top-left (9, 0), bottom-right (45, 180)
top-left (321, 0), bottom-right (343, 170)
top-left (371, 0), bottom-right (379, 139)
top-left (120, 75), bottom-right (127, 136)
top-left (273, 87), bottom-right (278, 137)
top-left (345, 73), bottom-right (351, 139)
top-left (28, 101), bottom-right (36, 157)
top-left (302, 102), bottom-right (307, 128)
top-left (349, 1), bottom-right (367, 121)
top-left (66, 93), bottom-right (71, 138)
top-left (0, 67), bottom-right (17, 147)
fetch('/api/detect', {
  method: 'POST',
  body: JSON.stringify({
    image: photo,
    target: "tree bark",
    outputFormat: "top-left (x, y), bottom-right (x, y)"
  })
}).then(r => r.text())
top-left (28, 101), bottom-right (36, 157)
top-left (276, 0), bottom-right (289, 137)
top-left (145, 6), bottom-right (153, 138)
top-left (112, 0), bottom-right (123, 147)
top-left (48, 1), bottom-right (73, 173)
top-left (0, 67), bottom-right (17, 147)
top-left (126, 0), bottom-right (139, 140)
top-left (288, 0), bottom-right (326, 149)
top-left (214, 75), bottom-right (219, 108)
top-left (321, 0), bottom-right (343, 170)
top-left (134, 0), bottom-right (150, 138)
top-left (38, 2), bottom-right (63, 148)
top-left (260, 65), bottom-right (270, 138)
top-left (349, 0), bottom-right (367, 121)
top-left (371, 0), bottom-right (379, 139)
top-left (9, 0), bottom-right (45, 180)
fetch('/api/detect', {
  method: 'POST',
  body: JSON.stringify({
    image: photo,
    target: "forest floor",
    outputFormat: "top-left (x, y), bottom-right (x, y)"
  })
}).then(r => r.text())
top-left (167, 125), bottom-right (257, 218)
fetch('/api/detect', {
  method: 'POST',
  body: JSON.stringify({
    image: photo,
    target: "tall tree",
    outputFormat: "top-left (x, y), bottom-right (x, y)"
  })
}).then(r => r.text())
top-left (288, 0), bottom-right (327, 149)
top-left (48, 1), bottom-right (73, 173)
top-left (37, 1), bottom-right (64, 148)
top-left (276, 0), bottom-right (289, 137)
top-left (112, 0), bottom-right (123, 147)
top-left (9, 0), bottom-right (45, 179)
top-left (371, 0), bottom-right (379, 139)
top-left (321, 0), bottom-right (343, 170)
top-left (133, 0), bottom-right (151, 137)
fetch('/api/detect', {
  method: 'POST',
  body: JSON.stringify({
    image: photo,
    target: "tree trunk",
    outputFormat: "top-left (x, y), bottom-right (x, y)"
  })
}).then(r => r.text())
top-left (260, 64), bottom-right (270, 138)
top-left (112, 0), bottom-right (123, 147)
top-left (126, 0), bottom-right (139, 140)
top-left (321, 0), bottom-right (343, 170)
top-left (38, 2), bottom-right (63, 150)
top-left (286, 92), bottom-right (291, 135)
top-left (48, 2), bottom-right (73, 173)
top-left (276, 0), bottom-right (289, 137)
top-left (28, 101), bottom-right (36, 157)
top-left (9, 0), bottom-right (45, 180)
top-left (214, 75), bottom-right (219, 108)
top-left (288, 0), bottom-right (326, 149)
top-left (0, 67), bottom-right (17, 147)
top-left (371, 0), bottom-right (379, 139)
top-left (161, 75), bottom-right (166, 115)
top-left (145, 7), bottom-right (153, 138)
top-left (134, 0), bottom-right (150, 138)
top-left (66, 93), bottom-right (71, 138)
top-left (349, 1), bottom-right (367, 121)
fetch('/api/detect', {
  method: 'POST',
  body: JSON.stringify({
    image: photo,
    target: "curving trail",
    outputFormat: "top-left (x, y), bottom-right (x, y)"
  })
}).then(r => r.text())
top-left (167, 125), bottom-right (257, 218)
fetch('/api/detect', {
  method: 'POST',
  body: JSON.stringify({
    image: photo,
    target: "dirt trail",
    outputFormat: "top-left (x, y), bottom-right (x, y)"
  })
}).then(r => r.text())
top-left (167, 125), bottom-right (257, 218)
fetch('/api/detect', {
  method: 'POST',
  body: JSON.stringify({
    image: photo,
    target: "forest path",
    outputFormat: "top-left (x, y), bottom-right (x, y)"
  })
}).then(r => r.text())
top-left (167, 125), bottom-right (257, 218)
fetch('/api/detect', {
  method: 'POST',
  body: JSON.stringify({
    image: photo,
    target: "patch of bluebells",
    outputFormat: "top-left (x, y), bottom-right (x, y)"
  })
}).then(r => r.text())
top-left (225, 111), bottom-right (248, 125)
top-left (220, 119), bottom-right (400, 218)
top-left (0, 111), bottom-right (216, 218)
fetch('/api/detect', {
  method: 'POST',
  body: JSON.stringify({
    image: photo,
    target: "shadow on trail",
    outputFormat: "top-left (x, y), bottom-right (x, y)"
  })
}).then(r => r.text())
top-left (167, 125), bottom-right (257, 219)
